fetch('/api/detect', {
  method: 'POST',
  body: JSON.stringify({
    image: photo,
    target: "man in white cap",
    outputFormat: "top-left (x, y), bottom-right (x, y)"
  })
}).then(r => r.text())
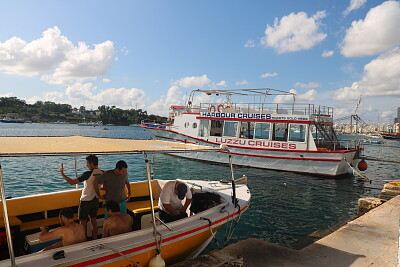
top-left (158, 180), bottom-right (192, 223)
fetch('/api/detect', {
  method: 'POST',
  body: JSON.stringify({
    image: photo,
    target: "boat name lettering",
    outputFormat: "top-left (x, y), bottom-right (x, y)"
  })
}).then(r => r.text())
top-left (200, 112), bottom-right (308, 121)
top-left (215, 138), bottom-right (296, 149)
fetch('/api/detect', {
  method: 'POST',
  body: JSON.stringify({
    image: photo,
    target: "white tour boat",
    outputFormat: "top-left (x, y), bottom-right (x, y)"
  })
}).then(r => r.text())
top-left (141, 88), bottom-right (362, 176)
top-left (0, 136), bottom-right (250, 267)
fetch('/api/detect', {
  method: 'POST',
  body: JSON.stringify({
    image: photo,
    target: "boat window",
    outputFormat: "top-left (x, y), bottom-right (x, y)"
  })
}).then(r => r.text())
top-left (272, 123), bottom-right (288, 141)
top-left (239, 121), bottom-right (254, 139)
top-left (192, 123), bottom-right (197, 129)
top-left (254, 122), bottom-right (271, 139)
top-left (288, 124), bottom-right (307, 142)
top-left (223, 121), bottom-right (238, 137)
top-left (210, 120), bottom-right (224, 136)
top-left (198, 120), bottom-right (209, 137)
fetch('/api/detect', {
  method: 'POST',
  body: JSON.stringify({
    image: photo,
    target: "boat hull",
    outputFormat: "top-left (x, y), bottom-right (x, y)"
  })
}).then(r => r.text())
top-left (0, 180), bottom-right (250, 267)
top-left (143, 127), bottom-right (358, 176)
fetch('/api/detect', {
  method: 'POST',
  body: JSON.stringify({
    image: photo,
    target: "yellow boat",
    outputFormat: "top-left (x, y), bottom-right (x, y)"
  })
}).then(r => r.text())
top-left (0, 136), bottom-right (251, 267)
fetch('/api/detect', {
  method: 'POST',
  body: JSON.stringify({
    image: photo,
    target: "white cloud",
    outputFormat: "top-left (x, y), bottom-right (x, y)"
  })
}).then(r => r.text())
top-left (102, 78), bottom-right (111, 83)
top-left (148, 86), bottom-right (184, 116)
top-left (121, 47), bottom-right (129, 56)
top-left (0, 93), bottom-right (13, 97)
top-left (25, 91), bottom-right (65, 104)
top-left (64, 82), bottom-right (146, 109)
top-left (172, 74), bottom-right (211, 88)
top-left (297, 89), bottom-right (317, 102)
top-left (260, 11), bottom-right (327, 53)
top-left (96, 87), bottom-right (146, 108)
top-left (66, 83), bottom-right (97, 100)
top-left (260, 72), bottom-right (278, 78)
top-left (334, 47), bottom-right (400, 101)
top-left (43, 91), bottom-right (64, 102)
top-left (210, 80), bottom-right (228, 89)
top-left (321, 50), bottom-right (334, 57)
top-left (42, 40), bottom-right (114, 84)
top-left (341, 1), bottom-right (400, 57)
top-left (294, 82), bottom-right (321, 88)
top-left (0, 27), bottom-right (73, 76)
top-left (244, 40), bottom-right (256, 48)
top-left (343, 0), bottom-right (368, 15)
top-left (0, 26), bottom-right (115, 85)
top-left (273, 89), bottom-right (317, 103)
top-left (236, 80), bottom-right (248, 86)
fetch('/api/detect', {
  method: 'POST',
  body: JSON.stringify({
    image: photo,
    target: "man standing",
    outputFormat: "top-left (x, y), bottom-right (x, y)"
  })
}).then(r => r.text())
top-left (94, 160), bottom-right (131, 216)
top-left (60, 154), bottom-right (102, 239)
top-left (159, 180), bottom-right (192, 223)
top-left (39, 208), bottom-right (86, 251)
top-left (102, 201), bottom-right (133, 238)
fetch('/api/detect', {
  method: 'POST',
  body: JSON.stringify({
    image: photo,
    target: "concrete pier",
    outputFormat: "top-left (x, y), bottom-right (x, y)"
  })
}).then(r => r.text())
top-left (172, 195), bottom-right (400, 267)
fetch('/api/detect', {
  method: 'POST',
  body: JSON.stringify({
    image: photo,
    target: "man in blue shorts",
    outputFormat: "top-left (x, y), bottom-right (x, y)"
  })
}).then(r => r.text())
top-left (60, 154), bottom-right (103, 239)
top-left (94, 160), bottom-right (131, 217)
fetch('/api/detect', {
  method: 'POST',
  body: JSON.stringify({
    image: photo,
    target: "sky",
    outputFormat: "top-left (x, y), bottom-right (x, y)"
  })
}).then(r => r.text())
top-left (0, 0), bottom-right (399, 123)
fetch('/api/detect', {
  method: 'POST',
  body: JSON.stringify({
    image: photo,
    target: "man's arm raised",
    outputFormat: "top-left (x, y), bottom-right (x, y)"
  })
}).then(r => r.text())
top-left (60, 167), bottom-right (80, 185)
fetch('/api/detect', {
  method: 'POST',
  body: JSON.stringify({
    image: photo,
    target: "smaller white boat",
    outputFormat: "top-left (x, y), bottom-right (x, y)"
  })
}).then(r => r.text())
top-left (78, 118), bottom-right (103, 126)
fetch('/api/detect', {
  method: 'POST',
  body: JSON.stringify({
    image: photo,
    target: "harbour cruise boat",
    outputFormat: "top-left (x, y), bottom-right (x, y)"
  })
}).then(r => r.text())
top-left (141, 88), bottom-right (362, 176)
top-left (0, 136), bottom-right (250, 267)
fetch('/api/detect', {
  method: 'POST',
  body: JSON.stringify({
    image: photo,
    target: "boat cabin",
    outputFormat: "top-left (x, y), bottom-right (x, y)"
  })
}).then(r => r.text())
top-left (165, 89), bottom-right (345, 152)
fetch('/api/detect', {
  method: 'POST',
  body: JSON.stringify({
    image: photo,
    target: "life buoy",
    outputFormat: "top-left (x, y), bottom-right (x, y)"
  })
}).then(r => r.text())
top-left (217, 104), bottom-right (224, 112)
top-left (208, 105), bottom-right (216, 112)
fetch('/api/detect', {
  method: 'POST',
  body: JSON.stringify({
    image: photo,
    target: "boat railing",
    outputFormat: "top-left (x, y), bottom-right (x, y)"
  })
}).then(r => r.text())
top-left (196, 103), bottom-right (333, 116)
top-left (315, 138), bottom-right (361, 151)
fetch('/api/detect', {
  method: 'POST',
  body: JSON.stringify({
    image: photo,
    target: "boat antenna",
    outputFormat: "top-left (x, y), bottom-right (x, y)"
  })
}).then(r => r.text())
top-left (0, 164), bottom-right (16, 267)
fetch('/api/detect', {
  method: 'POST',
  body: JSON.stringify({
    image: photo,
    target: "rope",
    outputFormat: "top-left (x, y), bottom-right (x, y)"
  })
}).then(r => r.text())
top-left (344, 158), bottom-right (371, 182)
top-left (223, 204), bottom-right (243, 246)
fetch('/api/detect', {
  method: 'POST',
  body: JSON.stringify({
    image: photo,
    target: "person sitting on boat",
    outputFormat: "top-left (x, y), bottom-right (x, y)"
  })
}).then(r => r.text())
top-left (60, 154), bottom-right (103, 240)
top-left (159, 180), bottom-right (192, 223)
top-left (93, 160), bottom-right (131, 217)
top-left (102, 200), bottom-right (133, 238)
top-left (39, 207), bottom-right (86, 251)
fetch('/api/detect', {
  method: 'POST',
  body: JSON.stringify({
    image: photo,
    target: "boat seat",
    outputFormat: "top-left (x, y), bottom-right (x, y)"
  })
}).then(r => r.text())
top-left (127, 199), bottom-right (159, 214)
top-left (20, 208), bottom-right (105, 232)
top-left (0, 216), bottom-right (22, 228)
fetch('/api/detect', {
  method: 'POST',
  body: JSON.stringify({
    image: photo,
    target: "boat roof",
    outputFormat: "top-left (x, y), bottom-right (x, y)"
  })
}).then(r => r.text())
top-left (194, 88), bottom-right (296, 96)
top-left (0, 136), bottom-right (218, 157)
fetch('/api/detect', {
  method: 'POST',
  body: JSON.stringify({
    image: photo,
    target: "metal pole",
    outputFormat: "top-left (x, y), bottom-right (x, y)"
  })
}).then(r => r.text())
top-left (227, 152), bottom-right (238, 207)
top-left (74, 156), bottom-right (78, 189)
top-left (143, 153), bottom-right (161, 253)
top-left (0, 164), bottom-right (16, 267)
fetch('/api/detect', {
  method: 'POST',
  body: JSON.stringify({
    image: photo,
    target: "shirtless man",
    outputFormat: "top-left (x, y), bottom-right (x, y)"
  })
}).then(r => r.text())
top-left (39, 207), bottom-right (86, 251)
top-left (102, 200), bottom-right (133, 238)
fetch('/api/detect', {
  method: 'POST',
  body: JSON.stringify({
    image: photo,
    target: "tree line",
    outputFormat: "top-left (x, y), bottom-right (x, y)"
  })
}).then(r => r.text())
top-left (0, 97), bottom-right (166, 125)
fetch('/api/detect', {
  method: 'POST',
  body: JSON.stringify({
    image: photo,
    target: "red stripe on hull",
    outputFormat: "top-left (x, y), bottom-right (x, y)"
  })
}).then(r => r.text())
top-left (219, 150), bottom-right (341, 162)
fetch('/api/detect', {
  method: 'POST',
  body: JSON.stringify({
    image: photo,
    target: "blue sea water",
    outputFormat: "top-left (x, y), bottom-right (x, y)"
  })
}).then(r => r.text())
top-left (0, 123), bottom-right (399, 249)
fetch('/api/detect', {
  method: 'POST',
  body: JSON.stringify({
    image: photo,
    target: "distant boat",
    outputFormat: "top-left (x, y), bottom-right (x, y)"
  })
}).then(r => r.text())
top-left (381, 133), bottom-right (400, 140)
top-left (363, 138), bottom-right (383, 144)
top-left (78, 118), bottom-right (103, 126)
top-left (52, 120), bottom-right (66, 124)
top-left (0, 117), bottom-right (24, 123)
